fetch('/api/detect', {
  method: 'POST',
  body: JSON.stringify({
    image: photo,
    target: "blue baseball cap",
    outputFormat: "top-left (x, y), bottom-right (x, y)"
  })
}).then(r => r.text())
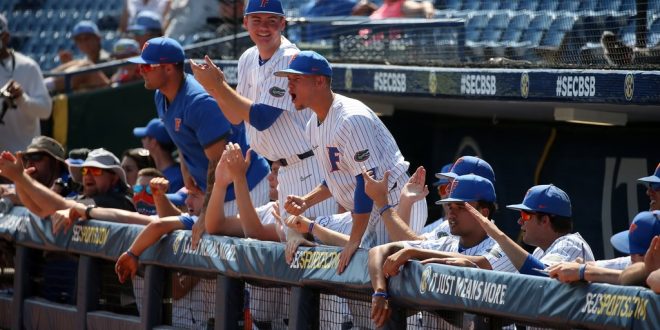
top-left (133, 118), bottom-right (173, 146)
top-left (244, 0), bottom-right (285, 16)
top-left (507, 184), bottom-right (572, 217)
top-left (432, 163), bottom-right (454, 186)
top-left (274, 51), bottom-right (333, 77)
top-left (112, 38), bottom-right (140, 57)
top-left (610, 211), bottom-right (660, 255)
top-left (437, 156), bottom-right (496, 183)
top-left (127, 37), bottom-right (185, 64)
top-left (72, 20), bottom-right (101, 38)
top-left (436, 174), bottom-right (496, 204)
top-left (638, 163), bottom-right (660, 184)
top-left (127, 10), bottom-right (162, 32)
top-left (166, 187), bottom-right (188, 206)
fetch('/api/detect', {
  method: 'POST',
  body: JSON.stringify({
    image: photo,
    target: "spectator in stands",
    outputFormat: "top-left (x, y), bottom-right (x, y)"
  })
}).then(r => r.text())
top-left (0, 148), bottom-right (135, 220)
top-left (132, 167), bottom-right (165, 216)
top-left (119, 0), bottom-right (171, 35)
top-left (164, 0), bottom-right (219, 41)
top-left (1, 136), bottom-right (70, 204)
top-left (126, 10), bottom-right (164, 47)
top-left (128, 37), bottom-right (270, 249)
top-left (548, 211), bottom-right (660, 284)
top-left (110, 38), bottom-right (142, 86)
top-left (0, 14), bottom-right (52, 153)
top-left (299, 0), bottom-right (357, 40)
top-left (214, 0), bottom-right (245, 37)
top-left (465, 184), bottom-right (594, 276)
top-left (639, 163), bottom-right (660, 211)
top-left (45, 21), bottom-right (111, 93)
top-left (121, 148), bottom-right (156, 187)
top-left (352, 0), bottom-right (435, 19)
top-left (133, 118), bottom-right (183, 193)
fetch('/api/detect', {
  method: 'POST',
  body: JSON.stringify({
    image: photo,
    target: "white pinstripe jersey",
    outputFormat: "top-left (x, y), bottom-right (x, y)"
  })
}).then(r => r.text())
top-left (532, 232), bottom-right (595, 266)
top-left (237, 37), bottom-right (313, 161)
top-left (595, 256), bottom-right (632, 270)
top-left (307, 93), bottom-right (409, 212)
top-left (404, 235), bottom-right (496, 257)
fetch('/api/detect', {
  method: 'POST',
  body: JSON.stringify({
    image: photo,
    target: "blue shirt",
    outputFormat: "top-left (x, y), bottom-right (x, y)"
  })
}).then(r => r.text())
top-left (163, 163), bottom-right (184, 193)
top-left (301, 0), bottom-right (356, 40)
top-left (155, 74), bottom-right (269, 200)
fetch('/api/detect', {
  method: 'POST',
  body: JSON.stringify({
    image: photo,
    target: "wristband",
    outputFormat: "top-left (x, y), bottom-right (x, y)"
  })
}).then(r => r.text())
top-left (85, 205), bottom-right (96, 220)
top-left (308, 221), bottom-right (315, 234)
top-left (372, 291), bottom-right (389, 299)
top-left (126, 250), bottom-right (139, 261)
top-left (578, 264), bottom-right (587, 281)
top-left (378, 204), bottom-right (393, 216)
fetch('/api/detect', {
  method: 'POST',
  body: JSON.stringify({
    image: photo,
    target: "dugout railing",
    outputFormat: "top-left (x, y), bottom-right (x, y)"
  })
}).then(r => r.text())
top-left (0, 207), bottom-right (659, 329)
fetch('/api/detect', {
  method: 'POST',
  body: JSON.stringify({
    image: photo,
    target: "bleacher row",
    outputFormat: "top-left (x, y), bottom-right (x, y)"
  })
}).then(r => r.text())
top-left (3, 0), bottom-right (660, 71)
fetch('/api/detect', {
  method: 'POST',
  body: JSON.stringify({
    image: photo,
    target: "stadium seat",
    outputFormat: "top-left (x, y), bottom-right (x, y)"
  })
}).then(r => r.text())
top-left (618, 0), bottom-right (636, 15)
top-left (619, 18), bottom-right (636, 47)
top-left (577, 0), bottom-right (598, 14)
top-left (529, 13), bottom-right (554, 31)
top-left (595, 0), bottom-right (622, 15)
top-left (480, 0), bottom-right (500, 12)
top-left (498, 1), bottom-right (517, 11)
top-left (462, 0), bottom-right (481, 11)
top-left (537, 0), bottom-right (559, 12)
top-left (517, 0), bottom-right (538, 12)
top-left (648, 17), bottom-right (660, 47)
top-left (556, 0), bottom-right (581, 13)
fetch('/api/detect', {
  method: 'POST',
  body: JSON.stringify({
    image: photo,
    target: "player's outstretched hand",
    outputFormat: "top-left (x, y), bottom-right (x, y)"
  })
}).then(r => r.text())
top-left (547, 262), bottom-right (581, 283)
top-left (115, 252), bottom-right (139, 284)
top-left (284, 195), bottom-right (307, 216)
top-left (189, 55), bottom-right (226, 93)
top-left (400, 166), bottom-right (429, 203)
top-left (371, 293), bottom-right (391, 328)
top-left (215, 149), bottom-right (232, 188)
top-left (149, 177), bottom-right (170, 197)
top-left (464, 202), bottom-right (501, 237)
top-left (337, 241), bottom-right (359, 274)
top-left (0, 151), bottom-right (31, 181)
top-left (285, 230), bottom-right (317, 264)
top-left (645, 236), bottom-right (660, 273)
top-left (225, 143), bottom-right (250, 180)
top-left (361, 167), bottom-right (389, 207)
top-left (382, 248), bottom-right (411, 278)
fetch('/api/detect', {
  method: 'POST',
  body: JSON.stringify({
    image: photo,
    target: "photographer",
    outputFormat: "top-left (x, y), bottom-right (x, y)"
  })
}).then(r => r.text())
top-left (0, 13), bottom-right (52, 154)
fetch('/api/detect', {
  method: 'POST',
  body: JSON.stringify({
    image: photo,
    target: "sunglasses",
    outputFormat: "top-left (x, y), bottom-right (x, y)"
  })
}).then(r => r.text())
top-left (133, 184), bottom-right (153, 195)
top-left (649, 182), bottom-right (660, 192)
top-left (139, 63), bottom-right (162, 73)
top-left (438, 183), bottom-right (449, 196)
top-left (81, 167), bottom-right (105, 177)
top-left (22, 152), bottom-right (48, 163)
top-left (520, 210), bottom-right (535, 222)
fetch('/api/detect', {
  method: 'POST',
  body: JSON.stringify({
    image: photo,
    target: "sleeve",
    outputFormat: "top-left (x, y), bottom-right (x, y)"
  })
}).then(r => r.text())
top-left (539, 236), bottom-right (588, 266)
top-left (178, 214), bottom-right (197, 230)
top-left (337, 115), bottom-right (381, 176)
top-left (249, 103), bottom-right (284, 131)
top-left (15, 60), bottom-right (52, 119)
top-left (519, 254), bottom-right (549, 277)
top-left (482, 245), bottom-right (518, 273)
top-left (353, 171), bottom-right (374, 214)
top-left (255, 202), bottom-right (276, 225)
top-left (189, 95), bottom-right (232, 148)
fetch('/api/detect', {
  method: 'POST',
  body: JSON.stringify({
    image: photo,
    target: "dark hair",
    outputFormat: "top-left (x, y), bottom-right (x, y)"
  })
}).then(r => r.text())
top-left (68, 148), bottom-right (90, 161)
top-left (137, 167), bottom-right (164, 178)
top-left (122, 148), bottom-right (155, 170)
top-left (538, 213), bottom-right (573, 234)
top-left (476, 201), bottom-right (497, 218)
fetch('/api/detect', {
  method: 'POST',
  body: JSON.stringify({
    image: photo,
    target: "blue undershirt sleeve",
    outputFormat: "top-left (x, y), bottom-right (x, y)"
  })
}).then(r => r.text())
top-left (519, 254), bottom-right (549, 277)
top-left (249, 103), bottom-right (284, 131)
top-left (353, 169), bottom-right (375, 214)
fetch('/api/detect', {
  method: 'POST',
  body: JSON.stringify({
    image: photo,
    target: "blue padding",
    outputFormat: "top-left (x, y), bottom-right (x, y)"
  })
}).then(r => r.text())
top-left (249, 103), bottom-right (284, 131)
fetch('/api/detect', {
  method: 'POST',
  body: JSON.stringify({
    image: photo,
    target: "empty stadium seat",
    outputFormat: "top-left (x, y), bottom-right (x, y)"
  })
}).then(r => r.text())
top-left (537, 0), bottom-right (559, 12)
top-left (517, 0), bottom-right (538, 12)
top-left (556, 0), bottom-right (581, 13)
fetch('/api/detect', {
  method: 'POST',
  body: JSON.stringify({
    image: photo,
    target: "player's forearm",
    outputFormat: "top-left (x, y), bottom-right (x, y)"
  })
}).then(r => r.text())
top-left (485, 228), bottom-right (529, 270)
top-left (233, 177), bottom-right (269, 240)
top-left (647, 269), bottom-right (660, 293)
top-left (205, 182), bottom-right (228, 234)
top-left (380, 208), bottom-right (421, 242)
top-left (584, 265), bottom-right (622, 284)
top-left (128, 218), bottom-right (182, 256)
top-left (619, 262), bottom-right (649, 286)
top-left (14, 172), bottom-right (72, 217)
top-left (347, 212), bottom-right (370, 246)
top-left (154, 194), bottom-right (181, 218)
top-left (88, 207), bottom-right (152, 225)
top-left (304, 184), bottom-right (333, 208)
top-left (207, 81), bottom-right (252, 124)
top-left (368, 244), bottom-right (401, 292)
top-left (310, 221), bottom-right (350, 246)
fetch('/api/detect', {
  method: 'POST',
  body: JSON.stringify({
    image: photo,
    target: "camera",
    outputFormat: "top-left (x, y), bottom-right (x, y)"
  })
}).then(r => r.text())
top-left (0, 84), bottom-right (17, 109)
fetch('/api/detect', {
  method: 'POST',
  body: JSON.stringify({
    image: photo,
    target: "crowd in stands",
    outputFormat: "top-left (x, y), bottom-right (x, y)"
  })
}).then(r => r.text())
top-left (0, 0), bottom-right (659, 328)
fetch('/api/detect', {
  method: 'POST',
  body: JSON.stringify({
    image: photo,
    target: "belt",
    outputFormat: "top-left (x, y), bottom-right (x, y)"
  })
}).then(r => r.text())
top-left (277, 150), bottom-right (314, 167)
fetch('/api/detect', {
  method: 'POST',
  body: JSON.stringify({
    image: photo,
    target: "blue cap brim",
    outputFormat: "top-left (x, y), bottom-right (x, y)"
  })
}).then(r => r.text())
top-left (610, 230), bottom-right (630, 254)
top-left (506, 203), bottom-right (534, 213)
top-left (245, 11), bottom-right (285, 16)
top-left (127, 55), bottom-right (149, 64)
top-left (436, 197), bottom-right (475, 204)
top-left (432, 178), bottom-right (449, 187)
top-left (133, 127), bottom-right (148, 138)
top-left (638, 175), bottom-right (660, 183)
top-left (274, 69), bottom-right (306, 77)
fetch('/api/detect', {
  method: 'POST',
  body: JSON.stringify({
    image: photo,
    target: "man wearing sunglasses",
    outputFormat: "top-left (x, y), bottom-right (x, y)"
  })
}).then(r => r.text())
top-left (638, 162), bottom-right (660, 211)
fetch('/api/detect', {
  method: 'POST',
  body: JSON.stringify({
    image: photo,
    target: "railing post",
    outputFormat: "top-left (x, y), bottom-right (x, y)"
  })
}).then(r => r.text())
top-left (142, 265), bottom-right (165, 329)
top-left (76, 256), bottom-right (100, 329)
top-left (11, 246), bottom-right (30, 330)
top-left (287, 286), bottom-right (319, 330)
top-left (215, 275), bottom-right (244, 330)
top-left (381, 303), bottom-right (406, 330)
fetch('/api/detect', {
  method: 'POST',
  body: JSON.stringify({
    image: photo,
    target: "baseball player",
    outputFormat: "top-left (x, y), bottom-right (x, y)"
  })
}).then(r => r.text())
top-left (189, 0), bottom-right (336, 220)
top-left (271, 51), bottom-right (427, 274)
top-left (639, 162), bottom-right (660, 211)
top-left (467, 184), bottom-right (595, 277)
